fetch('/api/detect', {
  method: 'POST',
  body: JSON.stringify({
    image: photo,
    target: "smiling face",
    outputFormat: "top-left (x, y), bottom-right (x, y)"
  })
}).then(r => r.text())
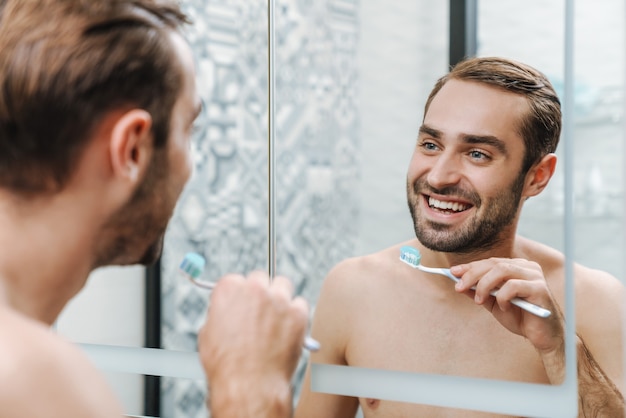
top-left (407, 79), bottom-right (531, 254)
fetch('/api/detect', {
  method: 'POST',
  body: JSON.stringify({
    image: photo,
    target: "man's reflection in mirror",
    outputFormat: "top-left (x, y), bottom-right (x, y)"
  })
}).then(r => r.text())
top-left (296, 57), bottom-right (625, 418)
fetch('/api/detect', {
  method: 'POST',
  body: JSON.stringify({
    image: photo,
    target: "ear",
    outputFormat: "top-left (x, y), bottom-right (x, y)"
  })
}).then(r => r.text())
top-left (523, 153), bottom-right (557, 198)
top-left (109, 109), bottom-right (153, 184)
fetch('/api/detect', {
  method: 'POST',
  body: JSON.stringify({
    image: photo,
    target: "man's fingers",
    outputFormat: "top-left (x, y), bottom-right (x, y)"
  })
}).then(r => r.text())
top-left (246, 270), bottom-right (272, 287)
top-left (271, 274), bottom-right (296, 301)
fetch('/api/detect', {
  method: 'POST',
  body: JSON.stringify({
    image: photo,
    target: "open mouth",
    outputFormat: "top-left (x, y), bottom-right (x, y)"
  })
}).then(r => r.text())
top-left (427, 196), bottom-right (472, 213)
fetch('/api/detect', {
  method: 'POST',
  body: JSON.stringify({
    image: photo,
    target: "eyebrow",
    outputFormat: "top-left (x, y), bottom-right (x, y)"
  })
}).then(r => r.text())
top-left (463, 134), bottom-right (508, 156)
top-left (418, 124), bottom-right (442, 139)
top-left (418, 124), bottom-right (509, 156)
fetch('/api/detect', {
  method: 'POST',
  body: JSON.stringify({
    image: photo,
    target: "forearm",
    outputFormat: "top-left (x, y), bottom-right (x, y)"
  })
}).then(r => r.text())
top-left (576, 335), bottom-right (624, 418)
top-left (208, 378), bottom-right (293, 418)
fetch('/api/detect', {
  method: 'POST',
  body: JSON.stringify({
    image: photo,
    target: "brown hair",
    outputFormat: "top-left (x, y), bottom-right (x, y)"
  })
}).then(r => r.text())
top-left (0, 0), bottom-right (190, 193)
top-left (424, 57), bottom-right (562, 173)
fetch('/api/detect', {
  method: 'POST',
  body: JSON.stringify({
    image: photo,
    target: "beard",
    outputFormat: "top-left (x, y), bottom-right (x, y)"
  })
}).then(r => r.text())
top-left (137, 234), bottom-right (165, 265)
top-left (407, 172), bottom-right (526, 254)
top-left (94, 150), bottom-right (174, 267)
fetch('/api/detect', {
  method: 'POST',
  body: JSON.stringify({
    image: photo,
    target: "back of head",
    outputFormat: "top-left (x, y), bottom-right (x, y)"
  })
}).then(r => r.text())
top-left (0, 0), bottom-right (189, 194)
top-left (424, 57), bottom-right (562, 173)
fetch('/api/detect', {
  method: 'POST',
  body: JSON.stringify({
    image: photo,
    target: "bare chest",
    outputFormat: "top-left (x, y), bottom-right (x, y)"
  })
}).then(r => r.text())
top-left (347, 292), bottom-right (547, 380)
top-left (347, 308), bottom-right (543, 417)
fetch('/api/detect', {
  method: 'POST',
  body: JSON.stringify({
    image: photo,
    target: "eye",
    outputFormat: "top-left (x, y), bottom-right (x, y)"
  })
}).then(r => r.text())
top-left (468, 149), bottom-right (491, 161)
top-left (418, 140), bottom-right (440, 152)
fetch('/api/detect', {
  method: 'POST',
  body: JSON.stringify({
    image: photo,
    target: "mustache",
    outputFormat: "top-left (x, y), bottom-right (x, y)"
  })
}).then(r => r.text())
top-left (411, 179), bottom-right (480, 206)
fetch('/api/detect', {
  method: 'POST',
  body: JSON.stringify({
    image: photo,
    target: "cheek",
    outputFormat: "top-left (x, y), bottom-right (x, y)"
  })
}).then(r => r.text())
top-left (162, 153), bottom-right (191, 204)
top-left (406, 152), bottom-right (420, 177)
top-left (473, 175), bottom-right (512, 204)
top-left (171, 138), bottom-right (193, 182)
top-left (180, 147), bottom-right (193, 182)
top-left (407, 153), bottom-right (429, 181)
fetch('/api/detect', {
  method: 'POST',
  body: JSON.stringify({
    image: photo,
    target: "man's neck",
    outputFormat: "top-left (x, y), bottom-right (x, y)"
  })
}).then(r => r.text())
top-left (0, 191), bottom-right (98, 325)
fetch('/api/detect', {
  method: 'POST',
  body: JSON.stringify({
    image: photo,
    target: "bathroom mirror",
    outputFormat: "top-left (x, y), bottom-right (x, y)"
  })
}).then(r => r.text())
top-left (55, 0), bottom-right (624, 416)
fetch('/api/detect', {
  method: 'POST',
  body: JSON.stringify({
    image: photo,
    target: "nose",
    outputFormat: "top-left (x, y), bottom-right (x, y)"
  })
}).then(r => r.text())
top-left (426, 152), bottom-right (462, 189)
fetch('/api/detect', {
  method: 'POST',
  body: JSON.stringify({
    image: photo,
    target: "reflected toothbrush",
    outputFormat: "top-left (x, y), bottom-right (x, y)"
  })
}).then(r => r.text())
top-left (399, 246), bottom-right (551, 318)
top-left (179, 252), bottom-right (321, 352)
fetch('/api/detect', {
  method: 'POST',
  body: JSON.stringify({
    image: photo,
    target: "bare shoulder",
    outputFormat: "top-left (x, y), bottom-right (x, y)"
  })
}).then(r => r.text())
top-left (316, 245), bottom-right (394, 318)
top-left (572, 262), bottom-right (624, 329)
top-left (516, 235), bottom-right (624, 308)
top-left (573, 259), bottom-right (624, 391)
top-left (0, 307), bottom-right (123, 418)
top-left (311, 242), bottom-right (410, 360)
top-left (320, 241), bottom-right (409, 301)
top-left (514, 235), bottom-right (566, 275)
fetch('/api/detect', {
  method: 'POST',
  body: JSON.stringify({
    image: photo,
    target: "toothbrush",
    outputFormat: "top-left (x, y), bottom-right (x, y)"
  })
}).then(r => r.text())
top-left (399, 246), bottom-right (551, 318)
top-left (179, 252), bottom-right (215, 289)
top-left (179, 252), bottom-right (321, 352)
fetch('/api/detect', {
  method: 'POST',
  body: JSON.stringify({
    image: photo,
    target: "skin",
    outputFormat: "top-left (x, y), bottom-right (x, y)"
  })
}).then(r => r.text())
top-left (200, 272), bottom-right (308, 418)
top-left (0, 29), bottom-right (308, 418)
top-left (295, 79), bottom-right (624, 417)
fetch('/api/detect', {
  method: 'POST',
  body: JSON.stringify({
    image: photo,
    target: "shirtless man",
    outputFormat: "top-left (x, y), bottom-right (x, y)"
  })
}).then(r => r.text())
top-left (0, 1), bottom-right (307, 417)
top-left (295, 57), bottom-right (624, 417)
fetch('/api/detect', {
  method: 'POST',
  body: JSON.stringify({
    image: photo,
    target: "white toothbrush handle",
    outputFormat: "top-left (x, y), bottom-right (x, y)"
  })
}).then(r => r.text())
top-left (304, 336), bottom-right (321, 352)
top-left (467, 280), bottom-right (552, 318)
top-left (190, 278), bottom-right (216, 289)
top-left (493, 292), bottom-right (552, 318)
top-left (427, 267), bottom-right (552, 318)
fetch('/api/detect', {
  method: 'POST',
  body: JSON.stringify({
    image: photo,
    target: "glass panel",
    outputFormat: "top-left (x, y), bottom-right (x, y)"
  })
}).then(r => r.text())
top-left (479, 0), bottom-right (624, 278)
top-left (65, 1), bottom-right (273, 415)
top-left (55, 0), bottom-right (624, 417)
top-left (160, 0), bottom-right (271, 353)
top-left (101, 371), bottom-right (145, 418)
top-left (479, 0), bottom-right (566, 252)
top-left (159, 0), bottom-right (271, 414)
top-left (570, 0), bottom-right (624, 276)
top-left (272, 1), bottom-right (451, 362)
top-left (300, 0), bottom-right (608, 416)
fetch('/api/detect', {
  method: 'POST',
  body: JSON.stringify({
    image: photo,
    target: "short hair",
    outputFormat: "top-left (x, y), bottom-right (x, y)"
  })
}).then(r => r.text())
top-left (423, 57), bottom-right (562, 173)
top-left (0, 0), bottom-right (190, 193)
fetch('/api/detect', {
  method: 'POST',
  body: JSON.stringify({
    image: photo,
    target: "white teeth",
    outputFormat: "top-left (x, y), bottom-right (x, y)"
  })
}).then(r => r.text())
top-left (429, 197), bottom-right (468, 212)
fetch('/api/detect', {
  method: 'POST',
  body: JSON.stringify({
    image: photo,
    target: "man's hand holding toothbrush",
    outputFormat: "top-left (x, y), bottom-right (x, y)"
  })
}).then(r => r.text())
top-left (451, 257), bottom-right (566, 384)
top-left (198, 271), bottom-right (309, 418)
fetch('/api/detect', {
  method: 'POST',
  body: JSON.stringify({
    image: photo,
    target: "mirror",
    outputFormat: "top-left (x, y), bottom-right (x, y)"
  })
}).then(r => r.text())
top-left (54, 0), bottom-right (624, 416)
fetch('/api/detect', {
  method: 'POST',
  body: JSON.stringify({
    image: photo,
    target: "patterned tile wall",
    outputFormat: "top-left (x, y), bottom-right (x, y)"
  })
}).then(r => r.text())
top-left (160, 0), bottom-right (361, 416)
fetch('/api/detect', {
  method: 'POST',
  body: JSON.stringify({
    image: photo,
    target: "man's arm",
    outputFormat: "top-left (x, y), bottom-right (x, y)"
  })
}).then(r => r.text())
top-left (198, 272), bottom-right (309, 418)
top-left (295, 260), bottom-right (362, 418)
top-left (537, 332), bottom-right (624, 417)
top-left (571, 267), bottom-right (625, 417)
top-left (576, 335), bottom-right (624, 417)
top-left (453, 259), bottom-right (625, 417)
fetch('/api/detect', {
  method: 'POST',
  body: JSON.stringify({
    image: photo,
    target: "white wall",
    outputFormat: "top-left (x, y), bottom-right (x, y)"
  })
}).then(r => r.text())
top-left (56, 265), bottom-right (146, 415)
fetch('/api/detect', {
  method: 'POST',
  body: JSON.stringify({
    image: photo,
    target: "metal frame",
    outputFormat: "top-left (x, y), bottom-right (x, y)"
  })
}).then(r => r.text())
top-left (143, 262), bottom-right (161, 416)
top-left (449, 0), bottom-right (477, 66)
